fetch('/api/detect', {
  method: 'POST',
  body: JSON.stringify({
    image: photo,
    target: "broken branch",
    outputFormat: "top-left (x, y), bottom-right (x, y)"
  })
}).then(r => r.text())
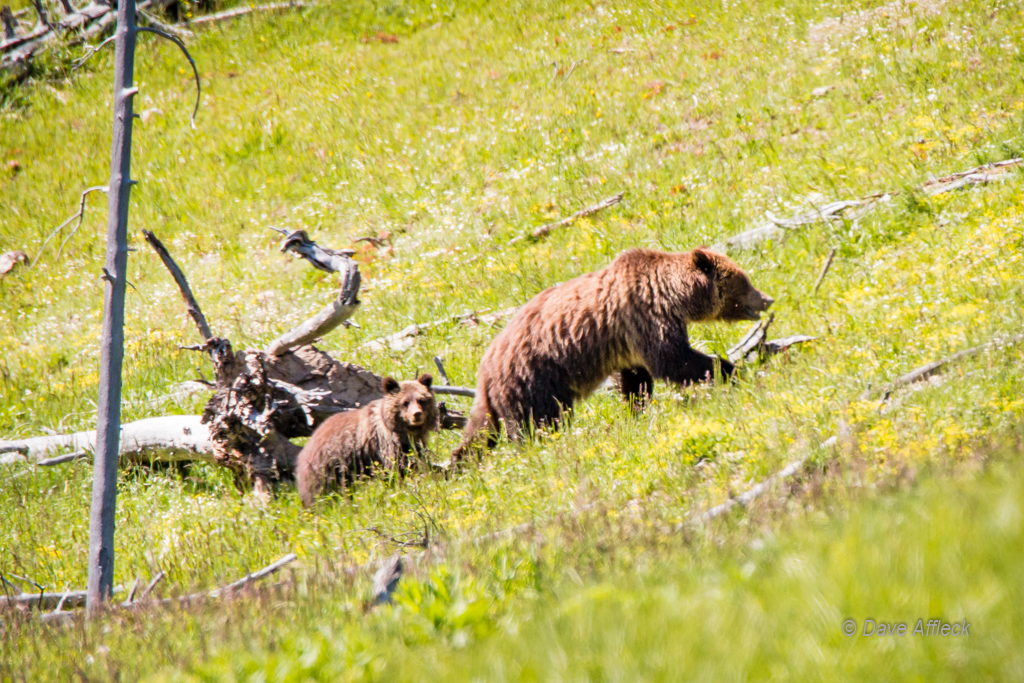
top-left (432, 357), bottom-right (450, 385)
top-left (811, 247), bottom-right (837, 295)
top-left (432, 386), bottom-right (475, 398)
top-left (136, 25), bottom-right (200, 128)
top-left (265, 230), bottom-right (362, 356)
top-left (36, 450), bottom-right (90, 466)
top-left (143, 230), bottom-right (212, 341)
top-left (726, 314), bottom-right (817, 364)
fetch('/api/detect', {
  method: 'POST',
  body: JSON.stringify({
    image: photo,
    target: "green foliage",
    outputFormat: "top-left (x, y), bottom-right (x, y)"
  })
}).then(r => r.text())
top-left (2, 0), bottom-right (1024, 677)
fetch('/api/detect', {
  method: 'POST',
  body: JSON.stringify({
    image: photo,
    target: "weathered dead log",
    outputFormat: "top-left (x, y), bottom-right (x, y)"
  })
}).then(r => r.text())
top-left (2, 0), bottom-right (193, 84)
top-left (0, 415), bottom-right (215, 465)
top-left (727, 157), bottom-right (1023, 249)
top-left (508, 192), bottom-right (625, 245)
top-left (30, 553), bottom-right (296, 621)
top-left (688, 457), bottom-right (809, 525)
top-left (873, 333), bottom-right (1024, 402)
top-left (183, 1), bottom-right (310, 26)
top-left (727, 196), bottom-right (884, 250)
top-left (362, 307), bottom-right (518, 353)
top-left (2, 586), bottom-right (123, 611)
top-left (921, 157), bottom-right (1023, 195)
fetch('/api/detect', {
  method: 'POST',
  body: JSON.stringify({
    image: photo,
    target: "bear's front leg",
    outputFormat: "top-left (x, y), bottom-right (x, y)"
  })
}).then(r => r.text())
top-left (641, 337), bottom-right (734, 387)
top-left (619, 366), bottom-right (654, 413)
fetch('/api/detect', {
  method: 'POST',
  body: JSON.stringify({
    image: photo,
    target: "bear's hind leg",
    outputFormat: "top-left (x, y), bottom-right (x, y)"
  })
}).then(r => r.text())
top-left (619, 366), bottom-right (654, 413)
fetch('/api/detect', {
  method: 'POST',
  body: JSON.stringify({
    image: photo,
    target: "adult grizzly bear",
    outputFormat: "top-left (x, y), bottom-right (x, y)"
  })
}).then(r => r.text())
top-left (453, 248), bottom-right (772, 457)
top-left (296, 374), bottom-right (438, 507)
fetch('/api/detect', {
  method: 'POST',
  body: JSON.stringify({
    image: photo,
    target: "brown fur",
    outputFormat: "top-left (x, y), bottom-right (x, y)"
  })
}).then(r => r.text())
top-left (296, 374), bottom-right (438, 507)
top-left (453, 248), bottom-right (772, 457)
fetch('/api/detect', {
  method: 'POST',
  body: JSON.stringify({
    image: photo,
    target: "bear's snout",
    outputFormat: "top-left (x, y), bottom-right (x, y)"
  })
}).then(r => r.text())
top-left (760, 293), bottom-right (774, 310)
top-left (406, 405), bottom-right (425, 425)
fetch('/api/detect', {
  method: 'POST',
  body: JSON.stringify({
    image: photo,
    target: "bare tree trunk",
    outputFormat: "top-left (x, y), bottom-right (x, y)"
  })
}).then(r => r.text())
top-left (87, 0), bottom-right (138, 616)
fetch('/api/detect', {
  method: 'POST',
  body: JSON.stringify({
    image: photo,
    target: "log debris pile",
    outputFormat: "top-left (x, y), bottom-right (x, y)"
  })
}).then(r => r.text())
top-left (156, 229), bottom-right (407, 492)
top-left (0, 229), bottom-right (468, 492)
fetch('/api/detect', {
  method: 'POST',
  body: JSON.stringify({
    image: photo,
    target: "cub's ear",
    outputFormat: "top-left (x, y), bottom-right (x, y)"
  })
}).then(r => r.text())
top-left (691, 248), bottom-right (716, 278)
top-left (382, 376), bottom-right (401, 394)
top-left (417, 373), bottom-right (434, 389)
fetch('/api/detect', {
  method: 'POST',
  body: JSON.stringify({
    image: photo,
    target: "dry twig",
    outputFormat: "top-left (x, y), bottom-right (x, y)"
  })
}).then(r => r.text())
top-left (509, 192), bottom-right (625, 244)
top-left (811, 247), bottom-right (837, 296)
top-left (35, 186), bottom-right (108, 264)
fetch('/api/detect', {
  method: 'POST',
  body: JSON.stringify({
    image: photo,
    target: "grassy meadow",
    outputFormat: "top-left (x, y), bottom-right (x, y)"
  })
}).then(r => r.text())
top-left (2, 0), bottom-right (1024, 678)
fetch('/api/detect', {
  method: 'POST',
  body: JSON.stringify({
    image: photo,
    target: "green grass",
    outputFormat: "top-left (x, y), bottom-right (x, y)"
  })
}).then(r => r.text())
top-left (2, 0), bottom-right (1024, 678)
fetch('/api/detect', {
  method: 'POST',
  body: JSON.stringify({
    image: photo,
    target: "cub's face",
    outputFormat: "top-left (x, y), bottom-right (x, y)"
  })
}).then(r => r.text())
top-left (383, 374), bottom-right (437, 429)
top-left (693, 248), bottom-right (774, 322)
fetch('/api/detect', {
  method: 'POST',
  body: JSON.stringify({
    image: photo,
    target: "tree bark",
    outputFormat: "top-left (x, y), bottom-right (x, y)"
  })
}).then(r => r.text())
top-left (87, 0), bottom-right (138, 615)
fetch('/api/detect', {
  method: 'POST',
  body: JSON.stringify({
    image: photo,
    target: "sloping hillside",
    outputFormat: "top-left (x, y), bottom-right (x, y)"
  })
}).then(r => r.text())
top-left (2, 0), bottom-right (1023, 678)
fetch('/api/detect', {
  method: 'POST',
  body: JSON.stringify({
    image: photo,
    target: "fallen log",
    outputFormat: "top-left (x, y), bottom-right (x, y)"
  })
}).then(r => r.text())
top-left (0, 415), bottom-right (214, 465)
top-left (2, 586), bottom-right (123, 611)
top-left (184, 1), bottom-right (311, 26)
top-left (688, 457), bottom-right (809, 525)
top-left (33, 553), bottom-right (296, 622)
top-left (361, 307), bottom-right (518, 353)
top-left (872, 333), bottom-right (1024, 402)
top-left (726, 157), bottom-right (1024, 249)
top-left (508, 191), bottom-right (625, 245)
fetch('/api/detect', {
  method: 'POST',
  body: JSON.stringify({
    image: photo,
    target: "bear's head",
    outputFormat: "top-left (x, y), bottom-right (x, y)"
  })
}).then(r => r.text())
top-left (381, 373), bottom-right (439, 435)
top-left (692, 248), bottom-right (774, 322)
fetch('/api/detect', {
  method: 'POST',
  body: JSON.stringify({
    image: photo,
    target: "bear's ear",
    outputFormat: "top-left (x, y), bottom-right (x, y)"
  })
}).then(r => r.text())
top-left (417, 373), bottom-right (433, 389)
top-left (692, 248), bottom-right (716, 278)
top-left (382, 376), bottom-right (401, 394)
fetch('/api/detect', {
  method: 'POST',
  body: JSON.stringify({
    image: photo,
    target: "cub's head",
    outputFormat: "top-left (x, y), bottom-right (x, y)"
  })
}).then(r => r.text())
top-left (381, 373), bottom-right (438, 434)
top-left (692, 248), bottom-right (774, 322)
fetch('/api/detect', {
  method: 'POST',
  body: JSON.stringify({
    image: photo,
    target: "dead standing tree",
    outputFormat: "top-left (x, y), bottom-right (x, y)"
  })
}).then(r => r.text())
top-left (86, 0), bottom-right (200, 614)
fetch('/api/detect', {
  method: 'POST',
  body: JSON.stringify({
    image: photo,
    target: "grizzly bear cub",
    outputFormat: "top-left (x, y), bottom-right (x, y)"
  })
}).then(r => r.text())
top-left (296, 374), bottom-right (438, 507)
top-left (453, 247), bottom-right (772, 457)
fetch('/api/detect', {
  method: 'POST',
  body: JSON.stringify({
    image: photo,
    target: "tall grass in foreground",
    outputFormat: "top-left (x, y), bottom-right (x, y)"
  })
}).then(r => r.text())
top-left (2, 0), bottom-right (1024, 676)
top-left (3, 433), bottom-right (1023, 681)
